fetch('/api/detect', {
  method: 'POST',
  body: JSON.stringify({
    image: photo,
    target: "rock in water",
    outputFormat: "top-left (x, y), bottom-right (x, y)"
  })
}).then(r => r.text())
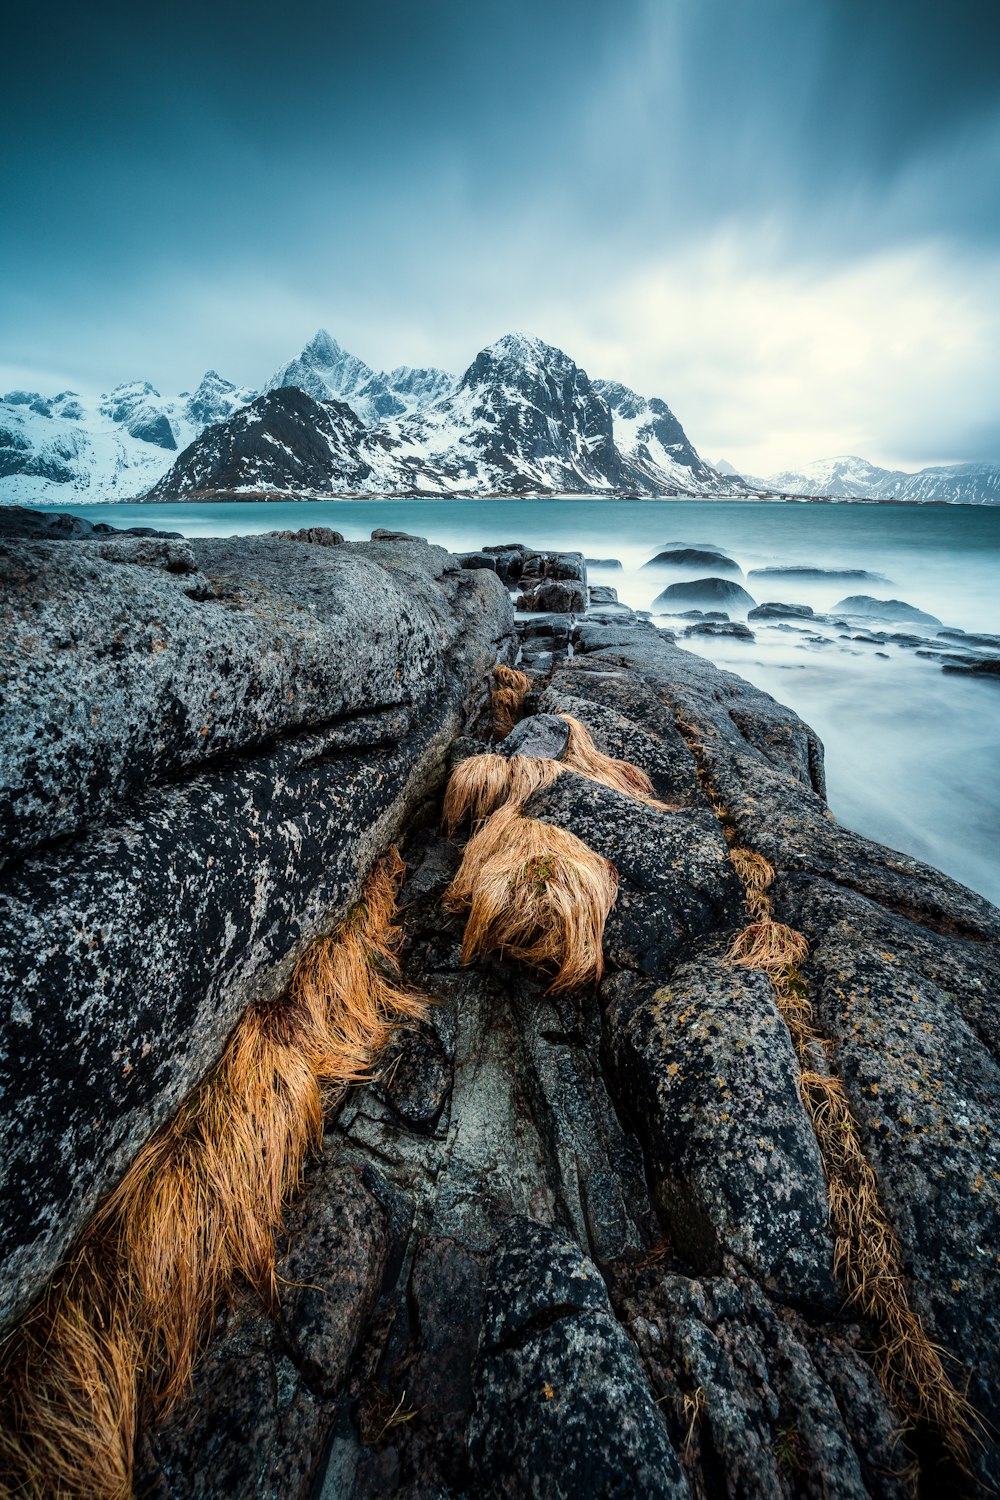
top-left (832, 595), bottom-right (942, 627)
top-left (652, 576), bottom-right (757, 612)
top-left (642, 546), bottom-right (742, 574)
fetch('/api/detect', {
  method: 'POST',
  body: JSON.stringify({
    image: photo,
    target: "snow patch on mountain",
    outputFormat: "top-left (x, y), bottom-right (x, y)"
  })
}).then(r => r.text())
top-left (265, 330), bottom-right (454, 425)
top-left (0, 371), bottom-right (255, 503)
top-left (594, 379), bottom-right (736, 495)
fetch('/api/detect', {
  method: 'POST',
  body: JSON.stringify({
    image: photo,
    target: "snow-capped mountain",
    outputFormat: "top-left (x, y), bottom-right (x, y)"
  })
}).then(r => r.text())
top-left (741, 454), bottom-right (1000, 504)
top-left (145, 387), bottom-right (403, 498)
top-left (0, 371), bottom-right (254, 503)
top-left (594, 380), bottom-right (729, 493)
top-left (264, 330), bottom-right (455, 425)
top-left (148, 332), bottom-right (739, 499)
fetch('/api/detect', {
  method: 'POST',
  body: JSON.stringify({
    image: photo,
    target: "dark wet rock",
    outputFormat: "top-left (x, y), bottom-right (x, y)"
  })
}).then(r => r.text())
top-left (938, 628), bottom-right (1000, 650)
top-left (832, 595), bottom-right (942, 627)
top-left (541, 550), bottom-right (587, 584)
top-left (468, 1218), bottom-right (687, 1500)
top-left (279, 1161), bottom-right (391, 1393)
top-left (942, 656), bottom-right (1000, 677)
top-left (11, 562), bottom-right (1000, 1496)
top-left (585, 557), bottom-right (623, 569)
top-left (498, 713), bottom-right (571, 761)
top-left (675, 608), bottom-right (730, 620)
top-left (605, 954), bottom-right (836, 1304)
top-left (516, 578), bottom-right (587, 613)
top-left (748, 601), bottom-right (815, 620)
top-left (589, 583), bottom-right (619, 604)
top-left (0, 504), bottom-right (182, 542)
top-left (520, 648), bottom-right (556, 674)
top-left (683, 620), bottom-right (754, 639)
top-left (370, 528), bottom-right (428, 543)
top-left (620, 1273), bottom-right (909, 1500)
top-left (777, 874), bottom-right (1000, 1445)
top-left (374, 1022), bottom-right (453, 1134)
top-left (523, 773), bottom-right (742, 976)
top-left (643, 546), bottom-right (742, 574)
top-left (748, 566), bottom-right (890, 584)
top-left (0, 533), bottom-right (514, 1329)
top-left (653, 576), bottom-right (757, 613)
top-left (453, 550), bottom-right (498, 571)
top-left (267, 525), bottom-right (345, 545)
top-left (138, 1296), bottom-right (328, 1500)
top-left (584, 606), bottom-right (643, 627)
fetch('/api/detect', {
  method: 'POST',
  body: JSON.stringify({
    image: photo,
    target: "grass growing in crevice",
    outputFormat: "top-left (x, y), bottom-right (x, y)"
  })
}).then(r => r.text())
top-left (668, 709), bottom-right (979, 1477)
top-left (442, 753), bottom-right (562, 834)
top-left (442, 710), bottom-right (675, 993)
top-left (0, 849), bottom-right (425, 1500)
top-left (491, 663), bottom-right (532, 735)
top-left (445, 715), bottom-right (674, 838)
top-left (444, 802), bottom-right (618, 992)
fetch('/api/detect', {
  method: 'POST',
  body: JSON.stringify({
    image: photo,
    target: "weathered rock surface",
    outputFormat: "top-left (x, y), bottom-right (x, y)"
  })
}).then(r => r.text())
top-left (0, 523), bottom-right (514, 1328)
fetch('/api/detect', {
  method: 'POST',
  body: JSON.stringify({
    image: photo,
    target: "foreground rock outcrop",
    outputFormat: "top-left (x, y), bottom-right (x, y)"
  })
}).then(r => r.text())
top-left (0, 520), bottom-right (514, 1328)
top-left (1, 520), bottom-right (998, 1498)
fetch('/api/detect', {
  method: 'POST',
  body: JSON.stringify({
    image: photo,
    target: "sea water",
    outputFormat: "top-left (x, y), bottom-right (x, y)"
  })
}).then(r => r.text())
top-left (30, 498), bottom-right (1000, 905)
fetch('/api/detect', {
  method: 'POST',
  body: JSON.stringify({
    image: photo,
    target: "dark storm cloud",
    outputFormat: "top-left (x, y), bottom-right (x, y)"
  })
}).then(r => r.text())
top-left (3, 0), bottom-right (999, 468)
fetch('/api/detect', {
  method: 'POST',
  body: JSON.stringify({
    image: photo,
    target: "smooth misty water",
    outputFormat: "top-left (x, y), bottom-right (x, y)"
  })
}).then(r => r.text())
top-left (34, 498), bottom-right (1000, 905)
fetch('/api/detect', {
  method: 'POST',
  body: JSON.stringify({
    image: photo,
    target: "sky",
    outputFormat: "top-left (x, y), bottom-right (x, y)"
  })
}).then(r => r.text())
top-left (3, 0), bottom-right (999, 476)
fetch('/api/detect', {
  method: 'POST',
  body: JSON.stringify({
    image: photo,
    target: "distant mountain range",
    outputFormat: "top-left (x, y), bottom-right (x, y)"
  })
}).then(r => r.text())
top-left (736, 453), bottom-right (1000, 505)
top-left (145, 332), bottom-right (734, 499)
top-left (2, 331), bottom-right (997, 503)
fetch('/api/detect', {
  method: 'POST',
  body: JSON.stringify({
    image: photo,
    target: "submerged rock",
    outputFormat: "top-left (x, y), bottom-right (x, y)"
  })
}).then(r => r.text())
top-left (832, 595), bottom-right (942, 627)
top-left (748, 601), bottom-right (815, 620)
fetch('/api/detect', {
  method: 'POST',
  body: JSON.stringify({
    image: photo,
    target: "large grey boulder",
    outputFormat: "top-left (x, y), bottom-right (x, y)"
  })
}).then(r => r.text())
top-left (0, 528), bottom-right (514, 1330)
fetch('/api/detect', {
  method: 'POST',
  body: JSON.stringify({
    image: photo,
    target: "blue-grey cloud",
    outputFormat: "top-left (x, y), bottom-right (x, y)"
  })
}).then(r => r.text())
top-left (3, 0), bottom-right (999, 470)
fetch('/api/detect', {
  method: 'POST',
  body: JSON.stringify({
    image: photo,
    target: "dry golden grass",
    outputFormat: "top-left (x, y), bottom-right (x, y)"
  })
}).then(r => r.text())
top-left (0, 1257), bottom-right (138, 1500)
top-left (559, 715), bottom-right (673, 809)
top-left (797, 1064), bottom-right (977, 1468)
top-left (727, 918), bottom-right (809, 975)
top-left (0, 848), bottom-right (425, 1500)
top-left (442, 715), bottom-right (673, 839)
top-left (728, 847), bottom-right (774, 918)
top-left (491, 664), bottom-right (531, 734)
top-left (444, 803), bottom-right (618, 992)
top-left (442, 752), bottom-right (563, 833)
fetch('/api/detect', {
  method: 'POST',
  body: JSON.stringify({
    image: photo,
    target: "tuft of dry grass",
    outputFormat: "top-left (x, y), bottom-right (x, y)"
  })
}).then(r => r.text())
top-left (442, 714), bottom-right (673, 839)
top-left (0, 848), bottom-right (425, 1500)
top-left (491, 664), bottom-right (532, 734)
top-left (797, 1063), bottom-right (978, 1467)
top-left (444, 803), bottom-right (618, 992)
top-left (442, 752), bottom-right (562, 834)
top-left (727, 918), bottom-right (809, 975)
top-left (0, 1266), bottom-right (139, 1500)
top-left (559, 715), bottom-right (673, 809)
top-left (728, 846), bottom-right (774, 918)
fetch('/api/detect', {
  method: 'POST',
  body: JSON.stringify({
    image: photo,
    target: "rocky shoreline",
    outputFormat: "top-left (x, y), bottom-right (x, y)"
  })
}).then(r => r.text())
top-left (1, 506), bottom-right (998, 1498)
